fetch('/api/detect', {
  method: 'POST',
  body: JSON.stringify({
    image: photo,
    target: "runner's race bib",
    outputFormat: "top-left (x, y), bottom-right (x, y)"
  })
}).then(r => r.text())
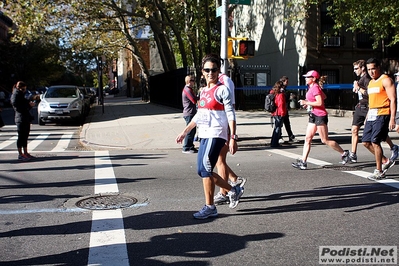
top-left (367, 108), bottom-right (378, 121)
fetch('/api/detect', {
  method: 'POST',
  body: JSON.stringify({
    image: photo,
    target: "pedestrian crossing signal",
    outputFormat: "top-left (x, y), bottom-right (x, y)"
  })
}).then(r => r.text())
top-left (239, 40), bottom-right (255, 56)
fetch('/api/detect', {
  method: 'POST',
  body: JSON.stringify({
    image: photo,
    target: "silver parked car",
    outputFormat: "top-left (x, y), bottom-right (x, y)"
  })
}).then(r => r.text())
top-left (37, 85), bottom-right (85, 125)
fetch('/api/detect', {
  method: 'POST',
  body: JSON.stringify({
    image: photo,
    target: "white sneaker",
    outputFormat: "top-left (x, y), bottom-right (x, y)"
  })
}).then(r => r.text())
top-left (228, 176), bottom-right (247, 187)
top-left (214, 192), bottom-right (229, 205)
top-left (227, 186), bottom-right (244, 209)
top-left (382, 159), bottom-right (395, 173)
top-left (367, 169), bottom-right (386, 181)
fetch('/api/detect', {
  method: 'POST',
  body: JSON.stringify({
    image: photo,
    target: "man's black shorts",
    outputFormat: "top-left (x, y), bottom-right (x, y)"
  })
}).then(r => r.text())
top-left (352, 106), bottom-right (368, 127)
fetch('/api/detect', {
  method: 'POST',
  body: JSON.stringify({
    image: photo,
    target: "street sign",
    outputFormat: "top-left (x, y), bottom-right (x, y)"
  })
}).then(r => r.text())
top-left (216, 6), bottom-right (223, 17)
top-left (230, 0), bottom-right (251, 5)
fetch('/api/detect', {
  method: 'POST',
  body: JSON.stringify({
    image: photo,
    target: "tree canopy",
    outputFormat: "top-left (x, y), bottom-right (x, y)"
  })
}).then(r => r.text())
top-left (1, 0), bottom-right (221, 85)
top-left (292, 0), bottom-right (399, 47)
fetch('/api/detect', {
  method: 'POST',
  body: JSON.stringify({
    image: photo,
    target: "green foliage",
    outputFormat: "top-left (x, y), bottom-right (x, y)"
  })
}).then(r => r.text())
top-left (0, 41), bottom-right (65, 89)
top-left (288, 0), bottom-right (399, 47)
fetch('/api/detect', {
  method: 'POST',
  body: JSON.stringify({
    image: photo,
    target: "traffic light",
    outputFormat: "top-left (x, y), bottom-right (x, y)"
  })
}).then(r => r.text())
top-left (228, 39), bottom-right (233, 58)
top-left (239, 40), bottom-right (255, 56)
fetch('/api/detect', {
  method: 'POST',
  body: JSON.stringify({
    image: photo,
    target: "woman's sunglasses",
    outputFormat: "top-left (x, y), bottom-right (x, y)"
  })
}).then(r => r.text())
top-left (203, 68), bottom-right (219, 73)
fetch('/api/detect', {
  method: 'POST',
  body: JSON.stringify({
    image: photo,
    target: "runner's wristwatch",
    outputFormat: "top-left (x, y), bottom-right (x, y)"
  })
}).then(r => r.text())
top-left (231, 134), bottom-right (238, 140)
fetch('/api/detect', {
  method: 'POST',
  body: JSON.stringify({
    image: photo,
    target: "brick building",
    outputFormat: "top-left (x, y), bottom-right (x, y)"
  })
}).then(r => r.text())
top-left (115, 28), bottom-right (164, 98)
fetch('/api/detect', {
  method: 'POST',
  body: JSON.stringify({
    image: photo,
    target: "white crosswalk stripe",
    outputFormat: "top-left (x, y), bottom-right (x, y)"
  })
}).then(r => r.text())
top-left (0, 131), bottom-right (75, 154)
top-left (0, 136), bottom-right (18, 150)
top-left (51, 133), bottom-right (74, 152)
top-left (28, 134), bottom-right (50, 150)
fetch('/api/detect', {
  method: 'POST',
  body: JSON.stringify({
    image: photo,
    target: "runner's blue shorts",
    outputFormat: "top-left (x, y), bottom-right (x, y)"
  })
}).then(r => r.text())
top-left (197, 138), bottom-right (226, 177)
top-left (362, 115), bottom-right (389, 143)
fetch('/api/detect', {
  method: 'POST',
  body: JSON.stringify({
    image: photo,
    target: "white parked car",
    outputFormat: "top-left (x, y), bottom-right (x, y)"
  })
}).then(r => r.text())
top-left (37, 85), bottom-right (85, 125)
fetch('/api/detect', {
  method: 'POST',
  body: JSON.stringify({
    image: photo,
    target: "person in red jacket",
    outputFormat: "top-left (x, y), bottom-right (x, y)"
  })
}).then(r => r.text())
top-left (270, 81), bottom-right (287, 147)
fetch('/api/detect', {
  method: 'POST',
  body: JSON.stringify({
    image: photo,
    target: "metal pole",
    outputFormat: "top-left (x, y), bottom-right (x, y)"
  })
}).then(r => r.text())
top-left (220, 0), bottom-right (228, 74)
top-left (98, 56), bottom-right (104, 114)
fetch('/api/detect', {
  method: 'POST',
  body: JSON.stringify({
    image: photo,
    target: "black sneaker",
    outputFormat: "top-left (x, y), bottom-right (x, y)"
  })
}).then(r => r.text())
top-left (349, 152), bottom-right (357, 163)
top-left (292, 159), bottom-right (307, 170)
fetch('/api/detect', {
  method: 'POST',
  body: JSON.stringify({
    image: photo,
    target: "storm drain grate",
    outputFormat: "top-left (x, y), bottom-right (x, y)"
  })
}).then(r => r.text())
top-left (323, 165), bottom-right (363, 171)
top-left (76, 194), bottom-right (138, 210)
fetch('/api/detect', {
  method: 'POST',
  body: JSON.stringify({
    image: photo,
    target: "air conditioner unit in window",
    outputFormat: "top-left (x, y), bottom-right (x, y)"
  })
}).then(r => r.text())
top-left (324, 36), bottom-right (341, 47)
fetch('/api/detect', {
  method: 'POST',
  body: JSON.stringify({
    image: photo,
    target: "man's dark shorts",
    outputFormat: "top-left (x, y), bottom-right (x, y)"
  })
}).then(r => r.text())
top-left (308, 113), bottom-right (328, 126)
top-left (352, 106), bottom-right (368, 127)
top-left (362, 115), bottom-right (390, 143)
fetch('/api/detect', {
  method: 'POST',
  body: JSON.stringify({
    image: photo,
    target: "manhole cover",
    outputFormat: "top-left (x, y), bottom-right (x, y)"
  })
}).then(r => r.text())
top-left (323, 165), bottom-right (363, 171)
top-left (76, 195), bottom-right (138, 210)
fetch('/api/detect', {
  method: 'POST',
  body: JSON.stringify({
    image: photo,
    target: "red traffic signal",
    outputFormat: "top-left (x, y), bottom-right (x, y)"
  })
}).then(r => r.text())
top-left (239, 40), bottom-right (255, 56)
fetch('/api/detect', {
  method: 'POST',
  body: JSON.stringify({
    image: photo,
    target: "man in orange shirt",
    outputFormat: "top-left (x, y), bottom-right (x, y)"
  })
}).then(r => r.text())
top-left (363, 58), bottom-right (397, 180)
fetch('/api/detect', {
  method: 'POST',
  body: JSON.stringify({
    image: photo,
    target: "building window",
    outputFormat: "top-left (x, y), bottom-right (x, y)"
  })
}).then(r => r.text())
top-left (324, 36), bottom-right (341, 47)
top-left (356, 33), bottom-right (373, 49)
top-left (320, 2), bottom-right (341, 47)
top-left (320, 70), bottom-right (338, 84)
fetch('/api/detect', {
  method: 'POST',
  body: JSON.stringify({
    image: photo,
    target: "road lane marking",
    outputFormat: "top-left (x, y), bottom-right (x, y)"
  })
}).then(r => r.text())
top-left (51, 133), bottom-right (73, 152)
top-left (88, 151), bottom-right (129, 266)
top-left (0, 135), bottom-right (17, 150)
top-left (28, 134), bottom-right (50, 150)
top-left (0, 208), bottom-right (88, 215)
top-left (0, 203), bottom-right (148, 215)
top-left (88, 210), bottom-right (129, 266)
top-left (344, 170), bottom-right (399, 189)
top-left (0, 131), bottom-right (75, 153)
top-left (268, 149), bottom-right (399, 190)
top-left (267, 149), bottom-right (333, 166)
top-left (94, 151), bottom-right (119, 194)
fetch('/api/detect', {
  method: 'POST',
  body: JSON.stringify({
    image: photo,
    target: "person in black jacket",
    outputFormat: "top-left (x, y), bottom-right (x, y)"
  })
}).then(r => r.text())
top-left (10, 81), bottom-right (35, 161)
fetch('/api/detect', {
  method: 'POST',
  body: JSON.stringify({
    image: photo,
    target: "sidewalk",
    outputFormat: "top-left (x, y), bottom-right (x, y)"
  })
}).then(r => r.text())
top-left (79, 96), bottom-right (355, 150)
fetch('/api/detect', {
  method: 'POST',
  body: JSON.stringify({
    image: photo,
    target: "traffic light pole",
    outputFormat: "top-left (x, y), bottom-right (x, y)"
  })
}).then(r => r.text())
top-left (220, 0), bottom-right (228, 74)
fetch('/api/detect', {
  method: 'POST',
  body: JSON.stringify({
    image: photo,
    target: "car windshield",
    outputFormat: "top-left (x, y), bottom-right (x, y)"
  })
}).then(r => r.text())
top-left (45, 88), bottom-right (78, 98)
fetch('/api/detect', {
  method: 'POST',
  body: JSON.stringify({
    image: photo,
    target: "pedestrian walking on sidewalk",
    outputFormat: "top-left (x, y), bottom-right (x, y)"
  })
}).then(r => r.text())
top-left (181, 75), bottom-right (198, 154)
top-left (270, 81), bottom-right (287, 148)
top-left (213, 70), bottom-right (247, 206)
top-left (176, 53), bottom-right (244, 219)
top-left (363, 58), bottom-right (397, 180)
top-left (292, 71), bottom-right (350, 170)
top-left (279, 76), bottom-right (298, 143)
top-left (10, 81), bottom-right (36, 162)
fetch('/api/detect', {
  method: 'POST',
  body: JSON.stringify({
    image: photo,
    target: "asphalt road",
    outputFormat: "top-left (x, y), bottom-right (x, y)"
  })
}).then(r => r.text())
top-left (0, 106), bottom-right (398, 265)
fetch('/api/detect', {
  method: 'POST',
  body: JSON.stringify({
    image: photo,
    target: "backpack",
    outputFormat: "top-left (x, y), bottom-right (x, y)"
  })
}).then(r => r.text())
top-left (264, 93), bottom-right (276, 112)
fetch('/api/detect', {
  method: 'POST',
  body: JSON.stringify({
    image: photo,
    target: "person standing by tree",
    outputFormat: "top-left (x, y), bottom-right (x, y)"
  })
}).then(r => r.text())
top-left (181, 75), bottom-right (198, 153)
top-left (292, 71), bottom-right (350, 170)
top-left (10, 81), bottom-right (35, 162)
top-left (363, 58), bottom-right (397, 180)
